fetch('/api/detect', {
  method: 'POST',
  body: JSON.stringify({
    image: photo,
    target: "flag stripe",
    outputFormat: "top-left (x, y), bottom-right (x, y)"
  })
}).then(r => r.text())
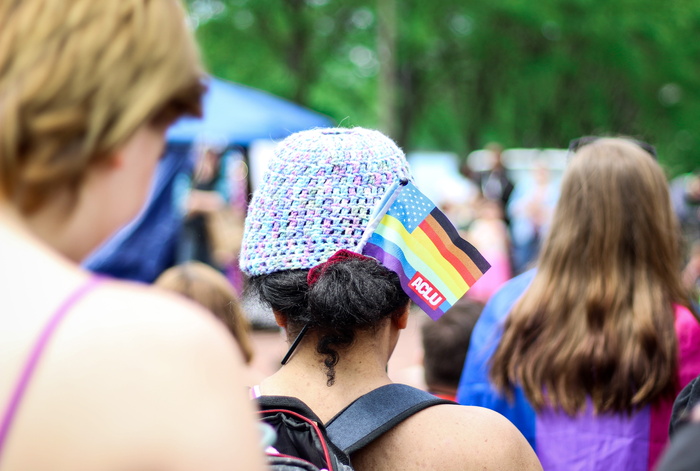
top-left (359, 180), bottom-right (490, 320)
top-left (374, 216), bottom-right (460, 303)
top-left (376, 214), bottom-right (463, 297)
top-left (429, 208), bottom-right (491, 274)
top-left (368, 228), bottom-right (459, 306)
top-left (363, 241), bottom-right (443, 319)
top-left (420, 215), bottom-right (481, 284)
top-left (411, 227), bottom-right (469, 293)
top-left (365, 234), bottom-right (416, 280)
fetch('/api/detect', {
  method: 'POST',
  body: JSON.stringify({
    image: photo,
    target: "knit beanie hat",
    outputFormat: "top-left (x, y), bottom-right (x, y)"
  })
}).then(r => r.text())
top-left (240, 127), bottom-right (412, 276)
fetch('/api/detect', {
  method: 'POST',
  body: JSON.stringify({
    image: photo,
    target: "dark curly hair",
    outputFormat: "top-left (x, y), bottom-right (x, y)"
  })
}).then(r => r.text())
top-left (248, 257), bottom-right (409, 385)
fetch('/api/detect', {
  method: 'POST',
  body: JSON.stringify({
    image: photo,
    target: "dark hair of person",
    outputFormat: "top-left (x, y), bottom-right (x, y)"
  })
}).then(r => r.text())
top-left (248, 257), bottom-right (409, 385)
top-left (421, 300), bottom-right (483, 392)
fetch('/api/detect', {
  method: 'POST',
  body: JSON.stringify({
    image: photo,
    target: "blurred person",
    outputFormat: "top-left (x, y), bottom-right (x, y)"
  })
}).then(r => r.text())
top-left (658, 400), bottom-right (700, 471)
top-left (507, 161), bottom-right (559, 274)
top-left (457, 138), bottom-right (700, 470)
top-left (422, 300), bottom-right (484, 401)
top-left (656, 419), bottom-right (700, 471)
top-left (670, 172), bottom-right (700, 251)
top-left (241, 127), bottom-right (542, 471)
top-left (474, 142), bottom-right (515, 225)
top-left (155, 261), bottom-right (254, 365)
top-left (681, 241), bottom-right (700, 305)
top-left (0, 1), bottom-right (264, 470)
top-left (175, 140), bottom-right (242, 270)
top-left (669, 371), bottom-right (700, 438)
top-left (464, 197), bottom-right (512, 302)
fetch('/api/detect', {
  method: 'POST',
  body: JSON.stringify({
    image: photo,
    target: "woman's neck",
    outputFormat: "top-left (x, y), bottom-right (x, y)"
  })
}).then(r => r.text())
top-left (0, 203), bottom-right (82, 276)
top-left (3, 191), bottom-right (108, 263)
top-left (260, 323), bottom-right (400, 420)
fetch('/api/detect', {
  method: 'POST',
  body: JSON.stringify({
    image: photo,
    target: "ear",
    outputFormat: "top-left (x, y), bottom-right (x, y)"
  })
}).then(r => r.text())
top-left (97, 147), bottom-right (126, 171)
top-left (393, 304), bottom-right (410, 330)
top-left (272, 310), bottom-right (288, 329)
top-left (109, 151), bottom-right (126, 169)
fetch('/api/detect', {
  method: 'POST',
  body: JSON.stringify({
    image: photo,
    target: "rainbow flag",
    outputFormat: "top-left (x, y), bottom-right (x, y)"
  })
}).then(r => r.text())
top-left (358, 180), bottom-right (490, 320)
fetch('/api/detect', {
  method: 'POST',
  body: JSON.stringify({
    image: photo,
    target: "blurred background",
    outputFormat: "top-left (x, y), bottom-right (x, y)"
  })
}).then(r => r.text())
top-left (85, 0), bottom-right (700, 381)
top-left (87, 0), bottom-right (700, 300)
top-left (187, 0), bottom-right (700, 175)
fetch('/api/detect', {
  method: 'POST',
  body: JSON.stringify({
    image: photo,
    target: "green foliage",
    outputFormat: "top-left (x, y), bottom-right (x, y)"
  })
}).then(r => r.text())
top-left (187, 0), bottom-right (700, 174)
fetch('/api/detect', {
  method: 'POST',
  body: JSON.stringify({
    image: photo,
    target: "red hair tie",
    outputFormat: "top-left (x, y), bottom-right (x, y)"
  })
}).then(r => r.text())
top-left (306, 249), bottom-right (374, 286)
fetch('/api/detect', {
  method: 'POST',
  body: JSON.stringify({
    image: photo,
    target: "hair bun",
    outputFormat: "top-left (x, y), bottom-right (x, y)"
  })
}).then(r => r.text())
top-left (306, 257), bottom-right (407, 330)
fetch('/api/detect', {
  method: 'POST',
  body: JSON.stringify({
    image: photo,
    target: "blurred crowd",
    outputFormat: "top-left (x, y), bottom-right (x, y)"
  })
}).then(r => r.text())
top-left (143, 139), bottom-right (559, 307)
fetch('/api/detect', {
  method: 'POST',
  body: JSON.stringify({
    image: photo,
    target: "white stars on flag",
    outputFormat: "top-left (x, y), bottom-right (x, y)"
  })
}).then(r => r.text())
top-left (386, 182), bottom-right (436, 232)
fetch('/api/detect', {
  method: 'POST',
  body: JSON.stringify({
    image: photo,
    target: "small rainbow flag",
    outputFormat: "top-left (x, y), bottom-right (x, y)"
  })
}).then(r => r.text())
top-left (358, 180), bottom-right (490, 319)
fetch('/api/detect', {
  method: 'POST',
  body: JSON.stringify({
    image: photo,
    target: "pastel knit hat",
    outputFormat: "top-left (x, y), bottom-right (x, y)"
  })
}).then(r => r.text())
top-left (240, 127), bottom-right (412, 276)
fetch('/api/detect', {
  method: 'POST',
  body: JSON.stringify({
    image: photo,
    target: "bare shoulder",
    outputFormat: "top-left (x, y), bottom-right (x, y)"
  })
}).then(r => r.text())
top-left (9, 278), bottom-right (266, 471)
top-left (56, 278), bottom-right (250, 422)
top-left (74, 278), bottom-right (236, 356)
top-left (353, 404), bottom-right (542, 471)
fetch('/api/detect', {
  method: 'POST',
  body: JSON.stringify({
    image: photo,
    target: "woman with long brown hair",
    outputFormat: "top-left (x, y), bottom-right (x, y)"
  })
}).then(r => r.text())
top-left (457, 138), bottom-right (700, 470)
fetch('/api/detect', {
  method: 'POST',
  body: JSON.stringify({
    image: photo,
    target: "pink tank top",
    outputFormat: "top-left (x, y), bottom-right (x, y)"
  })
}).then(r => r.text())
top-left (0, 276), bottom-right (103, 462)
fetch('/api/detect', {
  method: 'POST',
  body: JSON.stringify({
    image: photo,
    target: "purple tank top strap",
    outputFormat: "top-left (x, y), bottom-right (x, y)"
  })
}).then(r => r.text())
top-left (0, 275), bottom-right (104, 461)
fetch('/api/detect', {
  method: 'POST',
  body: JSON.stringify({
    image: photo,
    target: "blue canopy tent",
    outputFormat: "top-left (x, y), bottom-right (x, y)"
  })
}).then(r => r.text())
top-left (85, 78), bottom-right (333, 283)
top-left (167, 78), bottom-right (333, 145)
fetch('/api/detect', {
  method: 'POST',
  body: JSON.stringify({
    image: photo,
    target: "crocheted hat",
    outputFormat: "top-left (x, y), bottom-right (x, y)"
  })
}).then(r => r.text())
top-left (240, 127), bottom-right (412, 276)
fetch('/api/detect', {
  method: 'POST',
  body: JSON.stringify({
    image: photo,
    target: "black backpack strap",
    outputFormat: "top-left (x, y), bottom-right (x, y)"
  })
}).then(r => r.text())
top-left (256, 395), bottom-right (326, 424)
top-left (324, 384), bottom-right (453, 454)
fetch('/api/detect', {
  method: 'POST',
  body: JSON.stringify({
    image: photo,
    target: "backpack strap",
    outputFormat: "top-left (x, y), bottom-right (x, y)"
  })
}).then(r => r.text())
top-left (325, 383), bottom-right (453, 454)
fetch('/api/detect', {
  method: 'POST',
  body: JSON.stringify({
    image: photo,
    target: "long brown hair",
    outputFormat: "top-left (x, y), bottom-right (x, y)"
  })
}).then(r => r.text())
top-left (490, 138), bottom-right (690, 415)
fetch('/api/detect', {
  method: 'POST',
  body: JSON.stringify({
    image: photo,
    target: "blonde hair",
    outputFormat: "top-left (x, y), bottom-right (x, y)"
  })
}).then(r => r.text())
top-left (491, 138), bottom-right (689, 415)
top-left (155, 262), bottom-right (254, 364)
top-left (0, 0), bottom-right (205, 213)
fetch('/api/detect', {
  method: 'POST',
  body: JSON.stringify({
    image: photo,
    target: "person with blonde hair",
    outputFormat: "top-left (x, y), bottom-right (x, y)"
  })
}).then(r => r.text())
top-left (155, 262), bottom-right (254, 364)
top-left (0, 1), bottom-right (264, 470)
top-left (457, 137), bottom-right (700, 470)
